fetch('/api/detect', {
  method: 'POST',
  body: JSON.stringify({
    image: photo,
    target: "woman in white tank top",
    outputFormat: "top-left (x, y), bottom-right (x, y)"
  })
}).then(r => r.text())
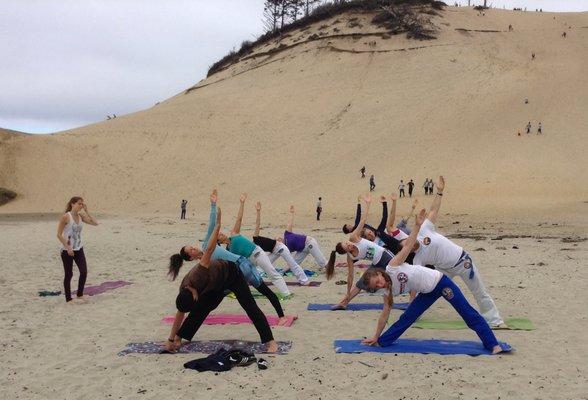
top-left (56, 197), bottom-right (99, 303)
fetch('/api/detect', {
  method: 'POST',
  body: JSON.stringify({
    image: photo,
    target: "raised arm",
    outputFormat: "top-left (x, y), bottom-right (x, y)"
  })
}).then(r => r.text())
top-left (362, 289), bottom-right (393, 345)
top-left (388, 209), bottom-right (426, 267)
top-left (386, 193), bottom-right (398, 232)
top-left (351, 195), bottom-right (362, 230)
top-left (254, 201), bottom-right (261, 237)
top-left (286, 205), bottom-right (295, 232)
top-left (427, 176), bottom-right (445, 223)
top-left (377, 196), bottom-right (388, 232)
top-left (404, 198), bottom-right (418, 222)
top-left (80, 203), bottom-right (99, 226)
top-left (231, 193), bottom-right (247, 235)
top-left (200, 207), bottom-right (221, 268)
top-left (202, 189), bottom-right (218, 245)
top-left (350, 194), bottom-right (372, 241)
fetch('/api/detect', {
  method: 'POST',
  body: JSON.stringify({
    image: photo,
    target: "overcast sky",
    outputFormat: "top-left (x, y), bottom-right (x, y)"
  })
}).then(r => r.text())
top-left (1, 0), bottom-right (586, 134)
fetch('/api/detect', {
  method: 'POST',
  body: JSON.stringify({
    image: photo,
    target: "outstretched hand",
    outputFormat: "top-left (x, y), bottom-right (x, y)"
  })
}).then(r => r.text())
top-left (289, 205), bottom-right (295, 214)
top-left (415, 208), bottom-right (426, 226)
top-left (437, 176), bottom-right (445, 192)
top-left (216, 207), bottom-right (222, 224)
top-left (363, 193), bottom-right (372, 204)
top-left (357, 194), bottom-right (362, 203)
top-left (380, 195), bottom-right (386, 203)
top-left (240, 193), bottom-right (247, 203)
top-left (389, 193), bottom-right (398, 201)
top-left (411, 198), bottom-right (418, 209)
top-left (361, 337), bottom-right (379, 346)
top-left (210, 189), bottom-right (218, 204)
top-left (255, 201), bottom-right (261, 211)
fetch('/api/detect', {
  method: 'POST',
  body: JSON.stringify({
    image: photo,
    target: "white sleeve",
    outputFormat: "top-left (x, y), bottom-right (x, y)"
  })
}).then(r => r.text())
top-left (421, 219), bottom-right (436, 234)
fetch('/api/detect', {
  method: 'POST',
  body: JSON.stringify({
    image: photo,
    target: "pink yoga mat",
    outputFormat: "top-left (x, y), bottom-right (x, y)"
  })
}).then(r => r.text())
top-left (161, 314), bottom-right (298, 327)
top-left (84, 281), bottom-right (132, 296)
top-left (335, 262), bottom-right (370, 269)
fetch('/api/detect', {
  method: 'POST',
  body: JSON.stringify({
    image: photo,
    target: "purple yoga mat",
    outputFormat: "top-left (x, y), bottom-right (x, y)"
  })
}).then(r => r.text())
top-left (118, 340), bottom-right (292, 356)
top-left (264, 281), bottom-right (321, 287)
top-left (83, 281), bottom-right (132, 296)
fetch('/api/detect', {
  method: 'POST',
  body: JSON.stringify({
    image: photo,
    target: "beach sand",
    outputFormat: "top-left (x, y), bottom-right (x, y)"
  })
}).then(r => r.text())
top-left (0, 210), bottom-right (586, 400)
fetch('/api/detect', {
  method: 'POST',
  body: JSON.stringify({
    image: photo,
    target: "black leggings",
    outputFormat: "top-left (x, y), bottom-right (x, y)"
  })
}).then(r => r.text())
top-left (177, 272), bottom-right (274, 343)
top-left (60, 248), bottom-right (88, 302)
top-left (255, 281), bottom-right (284, 317)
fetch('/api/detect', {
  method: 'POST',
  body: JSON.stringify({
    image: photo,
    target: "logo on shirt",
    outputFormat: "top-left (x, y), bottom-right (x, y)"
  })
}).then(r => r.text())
top-left (442, 287), bottom-right (454, 300)
top-left (463, 260), bottom-right (472, 269)
top-left (397, 273), bottom-right (408, 283)
top-left (423, 237), bottom-right (431, 246)
top-left (366, 246), bottom-right (376, 260)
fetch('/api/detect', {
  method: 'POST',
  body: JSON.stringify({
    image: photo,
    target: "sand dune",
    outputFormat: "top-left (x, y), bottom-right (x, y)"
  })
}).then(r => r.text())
top-left (1, 6), bottom-right (587, 221)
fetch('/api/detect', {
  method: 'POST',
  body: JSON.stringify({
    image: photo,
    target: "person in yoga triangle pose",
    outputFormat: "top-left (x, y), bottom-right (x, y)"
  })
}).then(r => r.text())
top-left (358, 257), bottom-right (504, 354)
top-left (326, 194), bottom-right (419, 309)
top-left (166, 190), bottom-right (287, 349)
top-left (216, 193), bottom-right (292, 296)
top-left (165, 203), bottom-right (278, 353)
top-left (252, 201), bottom-right (310, 285)
top-left (279, 205), bottom-right (328, 270)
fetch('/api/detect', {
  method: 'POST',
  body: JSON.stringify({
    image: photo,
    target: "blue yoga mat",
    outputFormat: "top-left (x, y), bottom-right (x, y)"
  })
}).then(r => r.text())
top-left (333, 339), bottom-right (513, 356)
top-left (307, 302), bottom-right (408, 311)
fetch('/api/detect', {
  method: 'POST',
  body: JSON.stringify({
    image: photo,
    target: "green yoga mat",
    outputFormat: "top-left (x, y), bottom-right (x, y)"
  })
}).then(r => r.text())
top-left (412, 317), bottom-right (535, 331)
top-left (226, 291), bottom-right (293, 301)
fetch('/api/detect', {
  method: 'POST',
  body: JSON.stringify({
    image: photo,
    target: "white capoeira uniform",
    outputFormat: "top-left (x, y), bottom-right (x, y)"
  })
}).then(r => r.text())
top-left (412, 219), bottom-right (504, 326)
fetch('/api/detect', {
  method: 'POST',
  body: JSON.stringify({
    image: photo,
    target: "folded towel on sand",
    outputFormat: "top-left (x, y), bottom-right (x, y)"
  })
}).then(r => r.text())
top-left (38, 290), bottom-right (61, 297)
top-left (161, 314), bottom-right (298, 327)
top-left (307, 302), bottom-right (408, 311)
top-left (413, 317), bottom-right (535, 331)
top-left (118, 340), bottom-right (292, 356)
top-left (333, 339), bottom-right (513, 356)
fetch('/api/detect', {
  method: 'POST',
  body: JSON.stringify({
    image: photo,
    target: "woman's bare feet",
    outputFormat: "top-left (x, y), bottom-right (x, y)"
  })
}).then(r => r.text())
top-left (266, 340), bottom-right (278, 353)
top-left (491, 345), bottom-right (503, 354)
top-left (277, 317), bottom-right (289, 326)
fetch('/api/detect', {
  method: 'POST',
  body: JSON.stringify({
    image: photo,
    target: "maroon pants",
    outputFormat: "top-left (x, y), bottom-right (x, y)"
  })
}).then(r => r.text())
top-left (60, 248), bottom-right (88, 302)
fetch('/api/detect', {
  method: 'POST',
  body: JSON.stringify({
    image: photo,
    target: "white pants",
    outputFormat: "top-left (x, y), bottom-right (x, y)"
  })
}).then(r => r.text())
top-left (250, 246), bottom-right (290, 295)
top-left (293, 237), bottom-right (327, 269)
top-left (268, 242), bottom-right (309, 284)
top-left (443, 253), bottom-right (504, 326)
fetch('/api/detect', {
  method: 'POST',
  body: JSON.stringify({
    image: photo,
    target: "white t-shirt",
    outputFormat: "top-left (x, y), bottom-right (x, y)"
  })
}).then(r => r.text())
top-left (352, 238), bottom-right (386, 266)
top-left (413, 219), bottom-right (462, 270)
top-left (386, 263), bottom-right (442, 296)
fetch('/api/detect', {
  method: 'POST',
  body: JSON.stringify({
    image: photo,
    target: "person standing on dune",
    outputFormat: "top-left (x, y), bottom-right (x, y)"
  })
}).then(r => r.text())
top-left (370, 175), bottom-right (376, 192)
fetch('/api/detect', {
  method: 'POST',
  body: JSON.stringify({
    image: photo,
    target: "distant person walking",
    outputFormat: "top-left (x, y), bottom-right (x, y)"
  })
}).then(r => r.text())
top-left (398, 180), bottom-right (406, 198)
top-left (427, 179), bottom-right (434, 195)
top-left (316, 197), bottom-right (323, 221)
top-left (537, 122), bottom-right (542, 134)
top-left (423, 178), bottom-right (430, 195)
top-left (408, 179), bottom-right (415, 197)
top-left (180, 199), bottom-right (188, 219)
top-left (56, 197), bottom-right (99, 303)
top-left (360, 166), bottom-right (366, 178)
top-left (526, 122), bottom-right (532, 134)
top-left (369, 175), bottom-right (376, 192)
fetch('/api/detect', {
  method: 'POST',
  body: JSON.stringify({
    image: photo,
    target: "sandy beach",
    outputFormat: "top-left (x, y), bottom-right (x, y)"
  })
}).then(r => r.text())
top-left (0, 208), bottom-right (586, 399)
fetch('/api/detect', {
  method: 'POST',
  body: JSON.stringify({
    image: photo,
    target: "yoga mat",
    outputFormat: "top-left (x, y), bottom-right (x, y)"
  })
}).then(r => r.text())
top-left (276, 269), bottom-right (317, 277)
top-left (413, 317), bottom-right (535, 331)
top-left (118, 340), bottom-right (292, 356)
top-left (333, 339), bottom-right (513, 356)
top-left (161, 314), bottom-right (298, 327)
top-left (307, 302), bottom-right (409, 311)
top-left (336, 262), bottom-right (369, 269)
top-left (264, 280), bottom-right (321, 287)
top-left (226, 291), bottom-right (293, 301)
top-left (83, 281), bottom-right (132, 296)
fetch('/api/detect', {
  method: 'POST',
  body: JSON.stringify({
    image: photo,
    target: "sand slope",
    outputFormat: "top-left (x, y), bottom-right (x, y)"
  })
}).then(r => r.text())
top-left (1, 7), bottom-right (587, 219)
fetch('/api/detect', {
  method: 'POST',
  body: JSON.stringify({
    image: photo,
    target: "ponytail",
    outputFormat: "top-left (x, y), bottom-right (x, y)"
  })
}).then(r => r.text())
top-left (326, 251), bottom-right (336, 280)
top-left (168, 246), bottom-right (191, 280)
